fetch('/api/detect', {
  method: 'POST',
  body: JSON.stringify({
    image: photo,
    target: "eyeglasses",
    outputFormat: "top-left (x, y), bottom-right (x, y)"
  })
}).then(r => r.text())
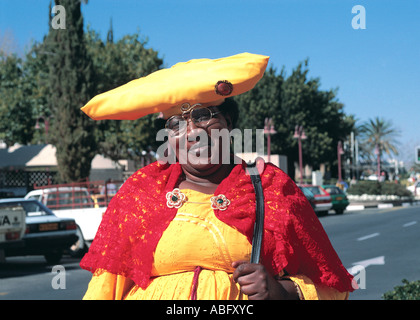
top-left (165, 103), bottom-right (222, 136)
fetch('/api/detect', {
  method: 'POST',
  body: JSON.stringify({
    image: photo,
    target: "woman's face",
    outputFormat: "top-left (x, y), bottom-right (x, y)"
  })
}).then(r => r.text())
top-left (167, 102), bottom-right (232, 177)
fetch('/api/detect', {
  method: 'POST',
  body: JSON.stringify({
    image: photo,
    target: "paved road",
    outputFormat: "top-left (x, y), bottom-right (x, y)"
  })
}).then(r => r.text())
top-left (319, 205), bottom-right (420, 300)
top-left (0, 255), bottom-right (91, 299)
top-left (0, 205), bottom-right (419, 300)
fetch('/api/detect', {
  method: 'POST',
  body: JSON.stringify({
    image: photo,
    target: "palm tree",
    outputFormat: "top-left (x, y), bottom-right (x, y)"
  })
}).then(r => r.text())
top-left (358, 117), bottom-right (400, 179)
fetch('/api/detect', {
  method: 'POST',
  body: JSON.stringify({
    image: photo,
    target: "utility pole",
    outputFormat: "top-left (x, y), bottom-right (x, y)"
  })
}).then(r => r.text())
top-left (338, 141), bottom-right (344, 182)
top-left (293, 125), bottom-right (307, 184)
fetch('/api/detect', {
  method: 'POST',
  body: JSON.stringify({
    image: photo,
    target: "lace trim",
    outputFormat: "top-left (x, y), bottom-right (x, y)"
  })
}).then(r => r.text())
top-left (80, 161), bottom-right (355, 293)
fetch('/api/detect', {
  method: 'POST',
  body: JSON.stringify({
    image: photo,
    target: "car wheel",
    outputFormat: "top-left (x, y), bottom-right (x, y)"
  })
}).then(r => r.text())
top-left (317, 211), bottom-right (328, 217)
top-left (69, 226), bottom-right (87, 257)
top-left (335, 209), bottom-right (344, 215)
top-left (44, 251), bottom-right (63, 265)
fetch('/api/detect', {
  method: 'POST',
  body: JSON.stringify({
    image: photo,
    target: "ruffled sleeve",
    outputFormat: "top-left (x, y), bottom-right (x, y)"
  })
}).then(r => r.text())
top-left (260, 163), bottom-right (356, 293)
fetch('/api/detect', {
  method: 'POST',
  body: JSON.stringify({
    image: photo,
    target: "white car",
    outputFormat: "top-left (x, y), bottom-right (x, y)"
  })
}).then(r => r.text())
top-left (24, 186), bottom-right (107, 256)
top-left (407, 181), bottom-right (420, 196)
top-left (0, 199), bottom-right (26, 262)
top-left (0, 199), bottom-right (78, 264)
top-left (24, 187), bottom-right (96, 210)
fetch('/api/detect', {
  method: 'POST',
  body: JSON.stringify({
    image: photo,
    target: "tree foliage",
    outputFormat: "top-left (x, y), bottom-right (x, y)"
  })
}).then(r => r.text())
top-left (383, 279), bottom-right (420, 300)
top-left (358, 117), bottom-right (400, 158)
top-left (0, 40), bottom-right (53, 147)
top-left (0, 53), bottom-right (35, 146)
top-left (235, 60), bottom-right (355, 177)
top-left (0, 1), bottom-right (358, 182)
top-left (44, 0), bottom-right (97, 182)
top-left (85, 27), bottom-right (163, 164)
top-left (0, 2), bottom-right (163, 179)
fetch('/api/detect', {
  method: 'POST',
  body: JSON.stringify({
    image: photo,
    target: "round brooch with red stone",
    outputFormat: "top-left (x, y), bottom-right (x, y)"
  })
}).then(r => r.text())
top-left (215, 80), bottom-right (233, 96)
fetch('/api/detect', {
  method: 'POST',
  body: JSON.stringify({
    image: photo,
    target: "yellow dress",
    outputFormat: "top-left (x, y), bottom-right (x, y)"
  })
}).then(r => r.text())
top-left (83, 189), bottom-right (348, 300)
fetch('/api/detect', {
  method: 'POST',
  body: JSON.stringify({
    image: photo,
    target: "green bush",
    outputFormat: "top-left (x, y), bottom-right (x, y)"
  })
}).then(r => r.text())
top-left (347, 181), bottom-right (413, 197)
top-left (347, 181), bottom-right (380, 195)
top-left (381, 183), bottom-right (413, 197)
top-left (382, 279), bottom-right (420, 300)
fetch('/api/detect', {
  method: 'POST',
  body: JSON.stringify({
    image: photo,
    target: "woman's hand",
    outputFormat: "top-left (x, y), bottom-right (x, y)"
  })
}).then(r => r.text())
top-left (232, 261), bottom-right (299, 300)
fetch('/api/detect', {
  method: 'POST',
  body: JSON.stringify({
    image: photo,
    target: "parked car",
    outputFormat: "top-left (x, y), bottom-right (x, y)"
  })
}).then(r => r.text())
top-left (298, 186), bottom-right (316, 210)
top-left (299, 185), bottom-right (332, 216)
top-left (407, 181), bottom-right (420, 196)
top-left (0, 200), bottom-right (26, 261)
top-left (322, 185), bottom-right (349, 214)
top-left (0, 198), bottom-right (78, 264)
top-left (24, 187), bottom-right (97, 210)
top-left (24, 186), bottom-right (105, 256)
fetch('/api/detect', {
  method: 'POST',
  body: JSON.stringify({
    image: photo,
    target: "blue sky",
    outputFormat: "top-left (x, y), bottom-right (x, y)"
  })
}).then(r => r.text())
top-left (1, 0), bottom-right (419, 164)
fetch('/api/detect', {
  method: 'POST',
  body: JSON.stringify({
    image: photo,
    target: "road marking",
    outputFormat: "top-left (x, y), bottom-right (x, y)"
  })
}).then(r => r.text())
top-left (352, 256), bottom-right (385, 268)
top-left (357, 232), bottom-right (380, 241)
top-left (403, 221), bottom-right (417, 227)
top-left (348, 256), bottom-right (385, 289)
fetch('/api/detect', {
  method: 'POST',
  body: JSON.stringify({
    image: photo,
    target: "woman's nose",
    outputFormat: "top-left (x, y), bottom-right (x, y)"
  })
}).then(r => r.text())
top-left (186, 120), bottom-right (207, 144)
top-left (186, 118), bottom-right (200, 132)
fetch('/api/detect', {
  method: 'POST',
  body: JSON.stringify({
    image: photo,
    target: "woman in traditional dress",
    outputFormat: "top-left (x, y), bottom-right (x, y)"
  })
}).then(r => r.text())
top-left (80, 53), bottom-right (355, 300)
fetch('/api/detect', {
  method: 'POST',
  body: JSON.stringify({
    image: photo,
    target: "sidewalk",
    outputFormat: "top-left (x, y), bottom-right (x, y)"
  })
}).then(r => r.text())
top-left (347, 199), bottom-right (420, 211)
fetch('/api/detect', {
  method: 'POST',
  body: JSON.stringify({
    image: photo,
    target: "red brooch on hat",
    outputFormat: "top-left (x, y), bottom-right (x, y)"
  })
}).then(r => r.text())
top-left (215, 80), bottom-right (233, 96)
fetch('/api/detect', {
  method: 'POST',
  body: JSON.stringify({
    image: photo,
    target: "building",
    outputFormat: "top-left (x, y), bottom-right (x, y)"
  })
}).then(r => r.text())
top-left (0, 143), bottom-right (129, 197)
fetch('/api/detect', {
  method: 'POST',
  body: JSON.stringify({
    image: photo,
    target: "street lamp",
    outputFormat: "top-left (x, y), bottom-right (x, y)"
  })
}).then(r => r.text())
top-left (293, 125), bottom-right (307, 184)
top-left (337, 141), bottom-right (344, 182)
top-left (264, 118), bottom-right (276, 162)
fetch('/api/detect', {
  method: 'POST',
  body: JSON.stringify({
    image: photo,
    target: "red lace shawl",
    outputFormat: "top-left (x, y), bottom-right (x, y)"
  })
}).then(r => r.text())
top-left (80, 161), bottom-right (355, 292)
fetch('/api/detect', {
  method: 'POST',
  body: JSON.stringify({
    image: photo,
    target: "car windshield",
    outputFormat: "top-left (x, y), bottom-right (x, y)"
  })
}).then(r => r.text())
top-left (325, 187), bottom-right (344, 195)
top-left (45, 190), bottom-right (94, 209)
top-left (20, 201), bottom-right (53, 217)
top-left (26, 195), bottom-right (41, 201)
top-left (300, 187), bottom-right (314, 198)
top-left (305, 186), bottom-right (324, 195)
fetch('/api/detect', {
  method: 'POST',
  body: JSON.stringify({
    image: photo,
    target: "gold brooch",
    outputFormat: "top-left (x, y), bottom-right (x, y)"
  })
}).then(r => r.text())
top-left (210, 194), bottom-right (231, 211)
top-left (165, 189), bottom-right (230, 211)
top-left (166, 188), bottom-right (186, 209)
